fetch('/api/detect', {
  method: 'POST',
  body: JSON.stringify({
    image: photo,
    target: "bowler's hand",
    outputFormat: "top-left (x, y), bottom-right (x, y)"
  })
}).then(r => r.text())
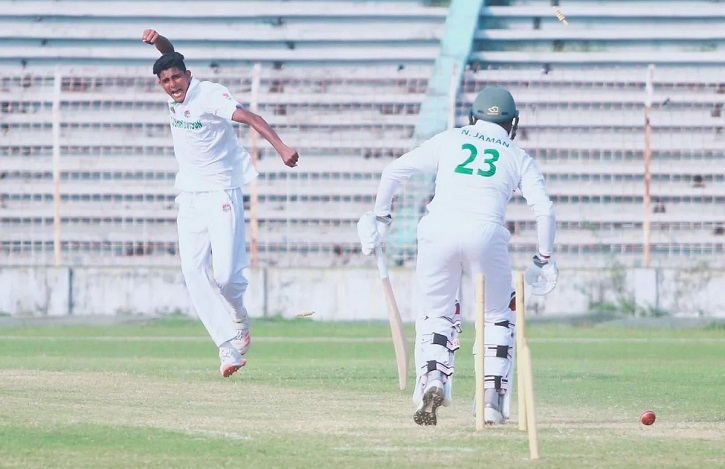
top-left (142, 29), bottom-right (160, 45)
top-left (280, 147), bottom-right (299, 168)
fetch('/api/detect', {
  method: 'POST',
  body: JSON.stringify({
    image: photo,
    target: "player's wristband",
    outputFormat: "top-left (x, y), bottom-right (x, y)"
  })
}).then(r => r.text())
top-left (533, 254), bottom-right (549, 267)
top-left (376, 214), bottom-right (393, 225)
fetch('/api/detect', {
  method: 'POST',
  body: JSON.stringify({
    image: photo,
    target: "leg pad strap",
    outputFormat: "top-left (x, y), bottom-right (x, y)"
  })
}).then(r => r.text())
top-left (426, 360), bottom-right (453, 377)
top-left (432, 332), bottom-right (460, 352)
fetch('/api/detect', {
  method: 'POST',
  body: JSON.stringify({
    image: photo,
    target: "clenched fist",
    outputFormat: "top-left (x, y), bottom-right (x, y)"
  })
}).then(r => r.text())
top-left (141, 29), bottom-right (160, 45)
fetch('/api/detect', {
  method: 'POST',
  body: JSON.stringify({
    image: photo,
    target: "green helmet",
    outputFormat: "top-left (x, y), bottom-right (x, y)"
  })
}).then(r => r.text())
top-left (470, 87), bottom-right (519, 124)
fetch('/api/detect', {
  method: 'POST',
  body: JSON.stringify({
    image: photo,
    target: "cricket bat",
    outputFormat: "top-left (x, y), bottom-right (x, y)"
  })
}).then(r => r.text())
top-left (375, 246), bottom-right (409, 390)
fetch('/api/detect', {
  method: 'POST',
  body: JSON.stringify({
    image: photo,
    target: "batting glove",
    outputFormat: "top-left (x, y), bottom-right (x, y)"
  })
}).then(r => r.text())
top-left (356, 211), bottom-right (392, 255)
top-left (524, 254), bottom-right (559, 296)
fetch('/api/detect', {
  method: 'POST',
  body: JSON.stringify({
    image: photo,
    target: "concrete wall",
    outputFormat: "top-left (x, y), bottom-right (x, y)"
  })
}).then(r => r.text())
top-left (1, 266), bottom-right (724, 319)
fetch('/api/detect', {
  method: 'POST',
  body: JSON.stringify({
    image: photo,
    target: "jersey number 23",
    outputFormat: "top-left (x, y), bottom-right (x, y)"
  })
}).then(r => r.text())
top-left (454, 143), bottom-right (499, 177)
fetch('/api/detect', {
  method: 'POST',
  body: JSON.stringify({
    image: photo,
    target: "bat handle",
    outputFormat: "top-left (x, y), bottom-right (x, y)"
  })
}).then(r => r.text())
top-left (375, 246), bottom-right (389, 279)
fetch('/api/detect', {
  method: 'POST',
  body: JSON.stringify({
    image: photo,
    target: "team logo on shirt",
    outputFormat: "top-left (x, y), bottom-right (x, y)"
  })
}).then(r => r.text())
top-left (184, 110), bottom-right (191, 118)
top-left (222, 93), bottom-right (232, 101)
top-left (171, 117), bottom-right (202, 129)
top-left (222, 203), bottom-right (232, 212)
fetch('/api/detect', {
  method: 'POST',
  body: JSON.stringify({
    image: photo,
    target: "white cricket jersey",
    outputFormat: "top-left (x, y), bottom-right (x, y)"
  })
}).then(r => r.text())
top-left (167, 78), bottom-right (258, 192)
top-left (374, 120), bottom-right (556, 256)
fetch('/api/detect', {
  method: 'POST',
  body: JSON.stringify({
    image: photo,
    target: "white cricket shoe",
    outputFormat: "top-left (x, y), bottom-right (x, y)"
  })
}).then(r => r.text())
top-left (483, 388), bottom-right (505, 425)
top-left (414, 379), bottom-right (445, 426)
top-left (219, 345), bottom-right (246, 378)
top-left (230, 316), bottom-right (251, 356)
top-left (484, 404), bottom-right (505, 425)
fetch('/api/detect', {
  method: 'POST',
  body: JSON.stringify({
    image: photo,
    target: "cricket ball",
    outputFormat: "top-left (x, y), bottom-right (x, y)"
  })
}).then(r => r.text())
top-left (640, 410), bottom-right (656, 426)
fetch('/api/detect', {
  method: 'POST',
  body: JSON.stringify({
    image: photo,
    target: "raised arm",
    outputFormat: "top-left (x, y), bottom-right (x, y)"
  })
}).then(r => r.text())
top-left (141, 29), bottom-right (175, 54)
top-left (231, 108), bottom-right (299, 168)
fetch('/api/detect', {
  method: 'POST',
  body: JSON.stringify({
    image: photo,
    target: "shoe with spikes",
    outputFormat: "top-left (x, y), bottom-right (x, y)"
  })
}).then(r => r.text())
top-left (414, 380), bottom-right (444, 426)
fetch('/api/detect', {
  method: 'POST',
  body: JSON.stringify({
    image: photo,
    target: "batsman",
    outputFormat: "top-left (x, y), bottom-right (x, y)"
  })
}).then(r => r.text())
top-left (357, 87), bottom-right (558, 426)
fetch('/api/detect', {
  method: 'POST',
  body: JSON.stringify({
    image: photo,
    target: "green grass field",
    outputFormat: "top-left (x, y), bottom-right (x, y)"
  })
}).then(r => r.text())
top-left (0, 317), bottom-right (723, 468)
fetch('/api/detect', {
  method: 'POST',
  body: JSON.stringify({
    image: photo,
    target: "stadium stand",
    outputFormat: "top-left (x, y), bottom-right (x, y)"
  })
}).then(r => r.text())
top-left (3, 0), bottom-right (725, 269)
top-left (470, 1), bottom-right (725, 67)
top-left (0, 1), bottom-right (446, 67)
top-left (462, 0), bottom-right (725, 267)
top-left (0, 0), bottom-right (448, 266)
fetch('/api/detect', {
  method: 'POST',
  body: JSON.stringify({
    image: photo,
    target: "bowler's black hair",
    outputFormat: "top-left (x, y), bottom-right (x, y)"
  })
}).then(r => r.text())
top-left (153, 52), bottom-right (186, 76)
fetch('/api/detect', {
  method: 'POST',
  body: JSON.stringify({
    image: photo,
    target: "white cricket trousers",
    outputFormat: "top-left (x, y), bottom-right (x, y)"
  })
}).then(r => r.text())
top-left (176, 188), bottom-right (249, 346)
top-left (415, 214), bottom-right (513, 321)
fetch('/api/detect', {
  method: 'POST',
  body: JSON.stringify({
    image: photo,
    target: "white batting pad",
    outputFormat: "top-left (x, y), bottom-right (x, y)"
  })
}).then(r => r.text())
top-left (472, 320), bottom-right (514, 392)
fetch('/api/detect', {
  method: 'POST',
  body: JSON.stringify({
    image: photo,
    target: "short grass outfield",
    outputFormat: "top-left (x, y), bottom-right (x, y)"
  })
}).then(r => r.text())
top-left (0, 316), bottom-right (723, 469)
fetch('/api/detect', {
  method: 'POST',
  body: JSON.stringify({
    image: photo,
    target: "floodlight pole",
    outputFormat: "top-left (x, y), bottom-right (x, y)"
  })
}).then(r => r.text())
top-left (249, 63), bottom-right (261, 267)
top-left (52, 67), bottom-right (62, 267)
top-left (643, 64), bottom-right (654, 268)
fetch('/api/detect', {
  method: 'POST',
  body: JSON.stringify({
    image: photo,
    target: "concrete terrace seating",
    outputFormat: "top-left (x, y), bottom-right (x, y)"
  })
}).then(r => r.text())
top-left (470, 1), bottom-right (725, 67)
top-left (1, 65), bottom-right (428, 155)
top-left (1, 181), bottom-right (383, 266)
top-left (458, 64), bottom-right (725, 266)
top-left (0, 61), bottom-right (402, 262)
top-left (0, 0), bottom-right (447, 67)
top-left (459, 1), bottom-right (725, 266)
top-left (0, 0), bottom-right (443, 265)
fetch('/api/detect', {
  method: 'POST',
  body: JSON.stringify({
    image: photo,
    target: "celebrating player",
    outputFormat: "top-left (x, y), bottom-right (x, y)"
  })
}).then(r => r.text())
top-left (357, 87), bottom-right (558, 425)
top-left (141, 29), bottom-right (299, 377)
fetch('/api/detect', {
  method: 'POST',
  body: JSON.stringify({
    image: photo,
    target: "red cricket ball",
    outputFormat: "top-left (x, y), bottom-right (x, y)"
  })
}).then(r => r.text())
top-left (640, 410), bottom-right (656, 425)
